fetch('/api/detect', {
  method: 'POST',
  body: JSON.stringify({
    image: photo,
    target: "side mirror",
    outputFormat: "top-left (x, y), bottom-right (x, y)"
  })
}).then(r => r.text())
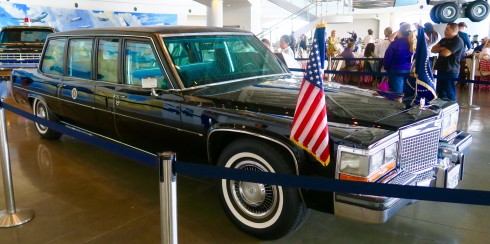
top-left (142, 77), bottom-right (157, 88)
top-left (141, 77), bottom-right (159, 97)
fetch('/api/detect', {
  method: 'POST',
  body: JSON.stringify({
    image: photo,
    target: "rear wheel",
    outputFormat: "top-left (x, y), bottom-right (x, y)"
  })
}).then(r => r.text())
top-left (217, 138), bottom-right (309, 240)
top-left (466, 0), bottom-right (489, 22)
top-left (33, 98), bottom-right (62, 140)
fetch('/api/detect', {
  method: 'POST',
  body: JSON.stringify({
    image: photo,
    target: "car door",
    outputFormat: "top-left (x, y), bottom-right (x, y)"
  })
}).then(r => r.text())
top-left (58, 38), bottom-right (97, 130)
top-left (36, 37), bottom-right (66, 115)
top-left (112, 38), bottom-right (184, 153)
top-left (93, 38), bottom-right (121, 138)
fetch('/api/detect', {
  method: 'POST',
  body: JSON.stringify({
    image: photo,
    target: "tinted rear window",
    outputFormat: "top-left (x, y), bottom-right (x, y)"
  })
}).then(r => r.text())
top-left (0, 29), bottom-right (53, 43)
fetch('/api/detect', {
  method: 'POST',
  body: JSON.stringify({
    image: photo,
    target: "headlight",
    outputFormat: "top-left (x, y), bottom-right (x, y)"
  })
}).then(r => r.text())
top-left (339, 143), bottom-right (398, 181)
top-left (370, 150), bottom-right (384, 174)
top-left (384, 143), bottom-right (398, 164)
top-left (340, 152), bottom-right (369, 177)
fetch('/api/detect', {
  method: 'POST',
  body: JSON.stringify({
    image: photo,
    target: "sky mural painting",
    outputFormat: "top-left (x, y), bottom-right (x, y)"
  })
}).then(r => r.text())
top-left (0, 2), bottom-right (177, 31)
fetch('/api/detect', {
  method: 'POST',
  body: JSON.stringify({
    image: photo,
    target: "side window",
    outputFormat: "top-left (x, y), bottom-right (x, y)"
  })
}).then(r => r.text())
top-left (124, 41), bottom-right (168, 89)
top-left (97, 39), bottom-right (119, 83)
top-left (68, 39), bottom-right (93, 79)
top-left (41, 38), bottom-right (66, 75)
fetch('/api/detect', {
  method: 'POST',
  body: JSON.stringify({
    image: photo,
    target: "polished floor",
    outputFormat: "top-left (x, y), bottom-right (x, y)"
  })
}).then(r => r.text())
top-left (0, 86), bottom-right (489, 243)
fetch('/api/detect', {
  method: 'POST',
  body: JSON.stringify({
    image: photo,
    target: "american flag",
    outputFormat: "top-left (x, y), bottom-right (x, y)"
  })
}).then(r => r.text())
top-left (405, 25), bottom-right (437, 104)
top-left (290, 24), bottom-right (330, 166)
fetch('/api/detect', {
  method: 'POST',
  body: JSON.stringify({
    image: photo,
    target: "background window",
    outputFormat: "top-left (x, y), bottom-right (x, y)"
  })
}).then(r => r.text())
top-left (97, 39), bottom-right (119, 82)
top-left (68, 39), bottom-right (93, 79)
top-left (41, 39), bottom-right (66, 75)
top-left (125, 41), bottom-right (168, 89)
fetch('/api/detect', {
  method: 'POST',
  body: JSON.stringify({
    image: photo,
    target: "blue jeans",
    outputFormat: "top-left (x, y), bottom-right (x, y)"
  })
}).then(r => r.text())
top-left (388, 69), bottom-right (410, 93)
top-left (436, 72), bottom-right (459, 101)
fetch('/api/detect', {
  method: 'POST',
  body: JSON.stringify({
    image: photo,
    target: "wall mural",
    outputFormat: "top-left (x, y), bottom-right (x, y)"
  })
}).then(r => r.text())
top-left (0, 3), bottom-right (177, 31)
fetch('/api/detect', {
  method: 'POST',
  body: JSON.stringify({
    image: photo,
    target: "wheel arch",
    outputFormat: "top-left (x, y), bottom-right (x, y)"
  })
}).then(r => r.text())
top-left (207, 127), bottom-right (301, 176)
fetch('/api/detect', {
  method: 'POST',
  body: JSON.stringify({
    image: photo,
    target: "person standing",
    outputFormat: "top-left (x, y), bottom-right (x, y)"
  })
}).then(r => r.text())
top-left (457, 22), bottom-right (472, 56)
top-left (424, 22), bottom-right (442, 57)
top-left (375, 27), bottom-right (392, 59)
top-left (363, 29), bottom-right (375, 46)
top-left (327, 30), bottom-right (340, 57)
top-left (383, 23), bottom-right (415, 97)
top-left (261, 38), bottom-right (272, 51)
top-left (432, 23), bottom-right (464, 102)
top-left (280, 34), bottom-right (295, 57)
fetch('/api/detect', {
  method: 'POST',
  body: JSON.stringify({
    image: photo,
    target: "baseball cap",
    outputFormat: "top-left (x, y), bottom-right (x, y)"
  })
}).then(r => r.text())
top-left (458, 22), bottom-right (467, 27)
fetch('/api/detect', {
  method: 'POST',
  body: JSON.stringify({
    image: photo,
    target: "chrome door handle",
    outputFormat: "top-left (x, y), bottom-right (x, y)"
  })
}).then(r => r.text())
top-left (114, 95), bottom-right (127, 99)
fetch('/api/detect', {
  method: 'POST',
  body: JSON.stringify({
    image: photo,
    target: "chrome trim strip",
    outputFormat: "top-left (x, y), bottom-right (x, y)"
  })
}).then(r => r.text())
top-left (63, 123), bottom-right (157, 157)
top-left (160, 32), bottom-right (253, 38)
top-left (399, 119), bottom-right (441, 139)
top-left (181, 74), bottom-right (291, 91)
top-left (40, 34), bottom-right (175, 89)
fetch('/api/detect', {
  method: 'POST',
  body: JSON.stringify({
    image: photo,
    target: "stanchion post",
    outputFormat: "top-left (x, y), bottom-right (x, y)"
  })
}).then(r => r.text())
top-left (461, 55), bottom-right (480, 110)
top-left (327, 56), bottom-right (332, 82)
top-left (0, 98), bottom-right (34, 227)
top-left (158, 152), bottom-right (178, 244)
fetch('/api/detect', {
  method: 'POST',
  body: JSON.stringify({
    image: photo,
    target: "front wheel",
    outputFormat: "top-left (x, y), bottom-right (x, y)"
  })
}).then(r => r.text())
top-left (33, 98), bottom-right (62, 140)
top-left (217, 138), bottom-right (309, 240)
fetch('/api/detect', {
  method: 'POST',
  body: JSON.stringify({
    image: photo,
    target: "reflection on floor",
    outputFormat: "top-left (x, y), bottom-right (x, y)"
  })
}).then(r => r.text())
top-left (0, 87), bottom-right (489, 243)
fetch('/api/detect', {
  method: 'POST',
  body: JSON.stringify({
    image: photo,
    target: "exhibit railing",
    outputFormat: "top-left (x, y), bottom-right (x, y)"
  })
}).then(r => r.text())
top-left (291, 54), bottom-right (487, 110)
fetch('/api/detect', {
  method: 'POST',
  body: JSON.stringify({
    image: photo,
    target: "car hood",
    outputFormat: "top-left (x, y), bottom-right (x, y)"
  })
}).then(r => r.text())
top-left (186, 76), bottom-right (441, 131)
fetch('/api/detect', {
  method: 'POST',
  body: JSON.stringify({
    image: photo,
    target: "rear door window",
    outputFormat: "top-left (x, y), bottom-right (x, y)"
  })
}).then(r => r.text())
top-left (97, 39), bottom-right (119, 83)
top-left (41, 38), bottom-right (66, 75)
top-left (68, 39), bottom-right (93, 79)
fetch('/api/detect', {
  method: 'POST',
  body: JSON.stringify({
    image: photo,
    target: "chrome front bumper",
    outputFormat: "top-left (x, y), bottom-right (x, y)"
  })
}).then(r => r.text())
top-left (333, 170), bottom-right (424, 223)
top-left (333, 132), bottom-right (472, 223)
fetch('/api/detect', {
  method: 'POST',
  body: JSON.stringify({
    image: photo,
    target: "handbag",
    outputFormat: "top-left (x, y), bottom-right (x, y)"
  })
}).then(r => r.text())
top-left (377, 77), bottom-right (389, 91)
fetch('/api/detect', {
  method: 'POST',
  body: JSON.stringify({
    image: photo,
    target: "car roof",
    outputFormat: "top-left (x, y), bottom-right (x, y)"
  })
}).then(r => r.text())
top-left (1, 25), bottom-right (56, 31)
top-left (49, 26), bottom-right (251, 37)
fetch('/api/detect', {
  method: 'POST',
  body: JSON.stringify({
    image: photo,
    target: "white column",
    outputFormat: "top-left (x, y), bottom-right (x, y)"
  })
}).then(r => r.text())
top-left (207, 0), bottom-right (223, 27)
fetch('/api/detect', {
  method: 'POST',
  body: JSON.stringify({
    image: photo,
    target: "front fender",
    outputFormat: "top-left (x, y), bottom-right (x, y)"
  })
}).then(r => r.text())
top-left (207, 123), bottom-right (303, 176)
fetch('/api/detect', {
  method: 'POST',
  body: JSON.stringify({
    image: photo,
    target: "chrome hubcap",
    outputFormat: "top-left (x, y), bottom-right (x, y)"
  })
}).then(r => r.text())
top-left (238, 181), bottom-right (266, 207)
top-left (442, 7), bottom-right (457, 18)
top-left (230, 161), bottom-right (277, 219)
top-left (472, 5), bottom-right (487, 17)
top-left (36, 103), bottom-right (48, 132)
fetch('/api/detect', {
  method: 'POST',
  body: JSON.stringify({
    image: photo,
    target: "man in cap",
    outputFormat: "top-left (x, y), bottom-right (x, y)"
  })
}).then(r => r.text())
top-left (432, 23), bottom-right (464, 102)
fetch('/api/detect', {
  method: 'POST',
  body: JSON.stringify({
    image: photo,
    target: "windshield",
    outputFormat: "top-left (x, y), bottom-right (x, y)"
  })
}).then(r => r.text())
top-left (163, 34), bottom-right (288, 88)
top-left (0, 29), bottom-right (53, 43)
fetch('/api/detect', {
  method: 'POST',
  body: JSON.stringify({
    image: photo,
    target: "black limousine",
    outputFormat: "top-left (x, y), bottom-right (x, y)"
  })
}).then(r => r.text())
top-left (10, 26), bottom-right (471, 240)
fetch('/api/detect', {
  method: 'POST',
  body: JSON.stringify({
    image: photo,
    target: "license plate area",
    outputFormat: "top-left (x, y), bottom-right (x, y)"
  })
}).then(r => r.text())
top-left (435, 163), bottom-right (461, 189)
top-left (446, 164), bottom-right (460, 189)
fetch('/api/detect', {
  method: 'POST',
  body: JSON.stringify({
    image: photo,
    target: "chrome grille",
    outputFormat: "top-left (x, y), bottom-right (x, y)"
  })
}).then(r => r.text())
top-left (414, 170), bottom-right (435, 183)
top-left (399, 129), bottom-right (440, 173)
top-left (388, 171), bottom-right (416, 185)
top-left (0, 53), bottom-right (41, 60)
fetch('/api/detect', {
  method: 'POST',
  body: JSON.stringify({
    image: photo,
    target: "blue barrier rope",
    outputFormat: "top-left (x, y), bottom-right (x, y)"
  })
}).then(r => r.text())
top-left (0, 101), bottom-right (156, 166)
top-left (2, 100), bottom-right (490, 206)
top-left (175, 161), bottom-right (490, 206)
